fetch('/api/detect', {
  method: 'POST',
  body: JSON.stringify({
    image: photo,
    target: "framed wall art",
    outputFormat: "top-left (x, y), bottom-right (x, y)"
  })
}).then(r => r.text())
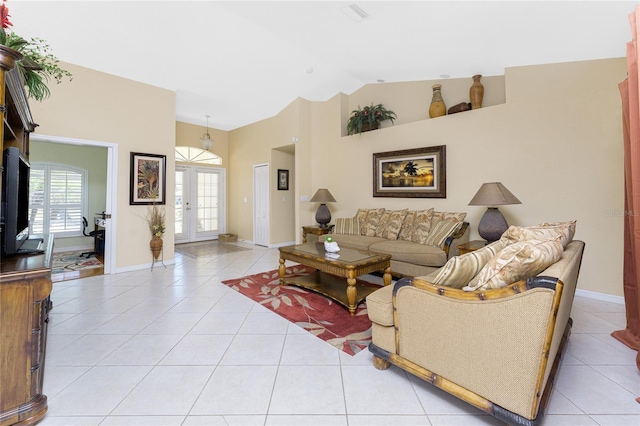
top-left (130, 152), bottom-right (167, 205)
top-left (277, 169), bottom-right (289, 190)
top-left (373, 145), bottom-right (446, 198)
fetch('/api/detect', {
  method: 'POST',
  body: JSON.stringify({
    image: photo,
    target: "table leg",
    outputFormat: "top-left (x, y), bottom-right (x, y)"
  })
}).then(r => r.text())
top-left (383, 266), bottom-right (392, 286)
top-left (346, 271), bottom-right (357, 316)
top-left (279, 258), bottom-right (286, 285)
top-left (302, 230), bottom-right (308, 244)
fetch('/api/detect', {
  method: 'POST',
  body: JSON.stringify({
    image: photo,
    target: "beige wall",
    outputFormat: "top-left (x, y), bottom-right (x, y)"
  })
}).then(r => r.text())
top-left (26, 57), bottom-right (626, 297)
top-left (29, 62), bottom-right (176, 270)
top-left (29, 141), bottom-right (108, 251)
top-left (227, 58), bottom-right (626, 297)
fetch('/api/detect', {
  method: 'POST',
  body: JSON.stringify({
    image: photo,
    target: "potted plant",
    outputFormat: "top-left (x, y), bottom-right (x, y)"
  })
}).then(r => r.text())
top-left (0, 1), bottom-right (72, 101)
top-left (146, 201), bottom-right (166, 260)
top-left (347, 103), bottom-right (397, 135)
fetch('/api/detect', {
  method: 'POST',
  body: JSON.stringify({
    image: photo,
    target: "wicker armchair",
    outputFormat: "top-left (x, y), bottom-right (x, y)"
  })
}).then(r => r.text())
top-left (366, 240), bottom-right (585, 426)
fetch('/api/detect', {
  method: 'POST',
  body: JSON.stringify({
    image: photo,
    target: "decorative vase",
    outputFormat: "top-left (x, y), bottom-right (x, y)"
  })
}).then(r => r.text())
top-left (150, 235), bottom-right (163, 260)
top-left (429, 84), bottom-right (446, 118)
top-left (469, 74), bottom-right (484, 109)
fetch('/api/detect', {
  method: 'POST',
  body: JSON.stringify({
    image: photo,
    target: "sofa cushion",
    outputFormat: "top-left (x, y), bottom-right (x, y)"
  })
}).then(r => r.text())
top-left (362, 208), bottom-right (386, 237)
top-left (334, 217), bottom-right (360, 235)
top-left (424, 211), bottom-right (467, 248)
top-left (324, 234), bottom-right (386, 251)
top-left (463, 238), bottom-right (564, 291)
top-left (408, 209), bottom-right (435, 244)
top-left (375, 209), bottom-right (409, 240)
top-left (502, 220), bottom-right (576, 248)
top-left (429, 239), bottom-right (507, 289)
top-left (366, 284), bottom-right (394, 326)
top-left (370, 239), bottom-right (447, 267)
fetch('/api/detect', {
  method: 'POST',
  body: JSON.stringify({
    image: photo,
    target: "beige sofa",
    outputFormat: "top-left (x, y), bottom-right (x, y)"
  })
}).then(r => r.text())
top-left (319, 208), bottom-right (470, 277)
top-left (366, 222), bottom-right (584, 426)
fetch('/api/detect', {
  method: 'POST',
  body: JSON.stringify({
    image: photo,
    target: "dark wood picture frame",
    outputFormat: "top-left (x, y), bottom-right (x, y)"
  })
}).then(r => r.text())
top-left (277, 169), bottom-right (289, 190)
top-left (373, 145), bottom-right (446, 198)
top-left (130, 152), bottom-right (167, 205)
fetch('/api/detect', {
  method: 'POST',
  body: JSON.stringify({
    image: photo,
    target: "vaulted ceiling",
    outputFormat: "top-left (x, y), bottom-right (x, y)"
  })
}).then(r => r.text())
top-left (9, 1), bottom-right (638, 130)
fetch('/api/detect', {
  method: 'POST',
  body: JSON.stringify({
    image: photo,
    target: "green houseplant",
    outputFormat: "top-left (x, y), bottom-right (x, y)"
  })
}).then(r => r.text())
top-left (347, 103), bottom-right (397, 135)
top-left (0, 1), bottom-right (72, 101)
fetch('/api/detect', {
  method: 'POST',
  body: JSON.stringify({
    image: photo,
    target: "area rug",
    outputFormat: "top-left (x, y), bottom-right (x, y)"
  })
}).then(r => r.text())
top-left (52, 251), bottom-right (103, 274)
top-left (222, 265), bottom-right (378, 355)
top-left (175, 240), bottom-right (250, 258)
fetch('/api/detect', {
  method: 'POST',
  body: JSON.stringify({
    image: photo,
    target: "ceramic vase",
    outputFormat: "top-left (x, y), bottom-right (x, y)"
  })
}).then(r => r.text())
top-left (429, 84), bottom-right (446, 118)
top-left (470, 74), bottom-right (484, 109)
top-left (150, 235), bottom-right (163, 260)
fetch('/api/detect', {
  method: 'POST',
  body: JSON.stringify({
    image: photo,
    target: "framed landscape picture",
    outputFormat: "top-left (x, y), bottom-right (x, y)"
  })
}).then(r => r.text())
top-left (373, 145), bottom-right (446, 198)
top-left (130, 152), bottom-right (167, 205)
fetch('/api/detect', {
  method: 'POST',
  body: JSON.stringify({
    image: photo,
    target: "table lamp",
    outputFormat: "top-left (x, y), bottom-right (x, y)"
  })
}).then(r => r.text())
top-left (310, 188), bottom-right (336, 228)
top-left (468, 182), bottom-right (521, 242)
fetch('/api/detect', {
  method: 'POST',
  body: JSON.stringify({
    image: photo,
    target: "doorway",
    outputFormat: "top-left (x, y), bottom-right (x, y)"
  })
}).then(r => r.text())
top-left (30, 134), bottom-right (116, 275)
top-left (175, 165), bottom-right (226, 243)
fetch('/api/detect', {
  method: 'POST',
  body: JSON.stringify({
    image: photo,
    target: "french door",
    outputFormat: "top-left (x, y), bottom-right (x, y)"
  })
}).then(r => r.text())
top-left (175, 165), bottom-right (226, 243)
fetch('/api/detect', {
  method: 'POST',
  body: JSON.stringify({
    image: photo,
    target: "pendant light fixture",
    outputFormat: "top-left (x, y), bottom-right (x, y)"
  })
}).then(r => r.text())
top-left (200, 115), bottom-right (214, 151)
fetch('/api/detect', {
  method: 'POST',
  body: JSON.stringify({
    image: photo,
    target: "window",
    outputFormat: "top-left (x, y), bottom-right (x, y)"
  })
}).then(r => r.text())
top-left (29, 163), bottom-right (87, 237)
top-left (175, 146), bottom-right (222, 165)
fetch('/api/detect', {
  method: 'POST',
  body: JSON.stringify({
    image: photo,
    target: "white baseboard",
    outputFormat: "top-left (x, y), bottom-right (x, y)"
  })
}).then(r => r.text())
top-left (270, 241), bottom-right (296, 248)
top-left (114, 259), bottom-right (176, 274)
top-left (575, 288), bottom-right (625, 305)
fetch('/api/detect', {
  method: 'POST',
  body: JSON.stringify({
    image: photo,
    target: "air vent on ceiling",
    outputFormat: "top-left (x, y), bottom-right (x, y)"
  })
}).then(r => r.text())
top-left (342, 4), bottom-right (369, 22)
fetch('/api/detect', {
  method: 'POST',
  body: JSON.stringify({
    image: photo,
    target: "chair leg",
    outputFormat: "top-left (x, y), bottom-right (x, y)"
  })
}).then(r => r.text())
top-left (373, 355), bottom-right (391, 370)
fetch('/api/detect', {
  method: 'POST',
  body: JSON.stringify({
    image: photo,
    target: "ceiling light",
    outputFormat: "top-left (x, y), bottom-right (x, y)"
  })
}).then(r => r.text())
top-left (200, 115), bottom-right (214, 151)
top-left (342, 4), bottom-right (369, 22)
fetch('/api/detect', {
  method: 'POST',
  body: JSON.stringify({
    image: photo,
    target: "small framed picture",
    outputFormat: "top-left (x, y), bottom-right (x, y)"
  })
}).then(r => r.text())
top-left (277, 169), bottom-right (289, 190)
top-left (130, 152), bottom-right (167, 205)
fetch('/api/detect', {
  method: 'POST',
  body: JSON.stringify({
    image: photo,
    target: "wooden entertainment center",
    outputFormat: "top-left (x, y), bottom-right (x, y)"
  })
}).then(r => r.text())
top-left (0, 46), bottom-right (52, 425)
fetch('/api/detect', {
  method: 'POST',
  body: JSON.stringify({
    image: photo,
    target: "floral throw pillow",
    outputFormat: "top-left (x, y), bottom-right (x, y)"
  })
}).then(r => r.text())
top-left (502, 220), bottom-right (576, 248)
top-left (463, 238), bottom-right (564, 291)
top-left (356, 209), bottom-right (369, 235)
top-left (363, 208), bottom-right (386, 237)
top-left (375, 209), bottom-right (409, 240)
top-left (398, 211), bottom-right (417, 241)
top-left (431, 239), bottom-right (507, 289)
top-left (409, 209), bottom-right (436, 244)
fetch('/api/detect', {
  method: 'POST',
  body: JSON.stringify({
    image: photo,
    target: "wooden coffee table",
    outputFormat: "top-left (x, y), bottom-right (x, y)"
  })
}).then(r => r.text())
top-left (278, 243), bottom-right (392, 315)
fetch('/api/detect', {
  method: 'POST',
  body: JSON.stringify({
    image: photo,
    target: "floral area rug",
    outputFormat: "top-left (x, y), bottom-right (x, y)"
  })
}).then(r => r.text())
top-left (52, 251), bottom-right (103, 275)
top-left (222, 265), bottom-right (377, 355)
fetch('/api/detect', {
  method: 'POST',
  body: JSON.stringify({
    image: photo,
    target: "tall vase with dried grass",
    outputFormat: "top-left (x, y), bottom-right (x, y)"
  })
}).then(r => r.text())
top-left (147, 201), bottom-right (165, 260)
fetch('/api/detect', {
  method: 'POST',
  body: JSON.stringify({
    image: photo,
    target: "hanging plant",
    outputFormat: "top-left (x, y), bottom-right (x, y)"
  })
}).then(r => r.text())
top-left (0, 0), bottom-right (72, 101)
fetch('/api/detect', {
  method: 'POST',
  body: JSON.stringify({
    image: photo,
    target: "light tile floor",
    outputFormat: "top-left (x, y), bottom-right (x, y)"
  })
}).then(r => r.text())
top-left (39, 243), bottom-right (640, 426)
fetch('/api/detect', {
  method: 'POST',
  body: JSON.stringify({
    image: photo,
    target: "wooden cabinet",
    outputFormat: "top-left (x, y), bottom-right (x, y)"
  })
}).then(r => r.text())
top-left (0, 45), bottom-right (48, 426)
top-left (0, 236), bottom-right (53, 426)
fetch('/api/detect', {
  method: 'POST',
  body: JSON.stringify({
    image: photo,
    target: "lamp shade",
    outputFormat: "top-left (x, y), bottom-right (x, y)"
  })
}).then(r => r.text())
top-left (310, 188), bottom-right (336, 203)
top-left (469, 182), bottom-right (521, 243)
top-left (468, 182), bottom-right (521, 206)
top-left (310, 189), bottom-right (336, 228)
top-left (201, 135), bottom-right (213, 151)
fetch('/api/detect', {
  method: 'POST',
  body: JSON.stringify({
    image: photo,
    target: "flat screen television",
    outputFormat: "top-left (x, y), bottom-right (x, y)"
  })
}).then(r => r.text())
top-left (1, 146), bottom-right (30, 256)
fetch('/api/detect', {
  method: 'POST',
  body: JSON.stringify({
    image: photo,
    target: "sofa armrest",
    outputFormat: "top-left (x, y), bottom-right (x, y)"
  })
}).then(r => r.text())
top-left (391, 275), bottom-right (563, 421)
top-left (443, 221), bottom-right (469, 258)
